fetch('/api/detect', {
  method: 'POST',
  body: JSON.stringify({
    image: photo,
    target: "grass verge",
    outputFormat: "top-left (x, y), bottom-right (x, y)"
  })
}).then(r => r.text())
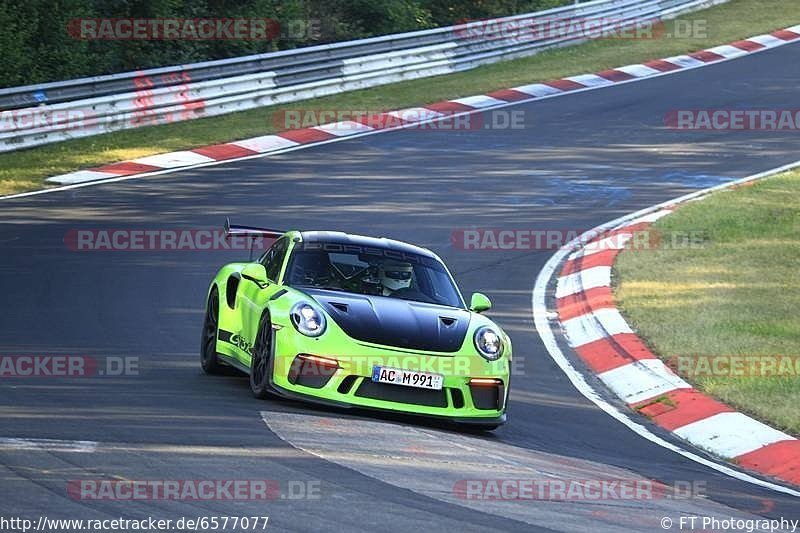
top-left (614, 170), bottom-right (800, 435)
top-left (2, 0), bottom-right (800, 195)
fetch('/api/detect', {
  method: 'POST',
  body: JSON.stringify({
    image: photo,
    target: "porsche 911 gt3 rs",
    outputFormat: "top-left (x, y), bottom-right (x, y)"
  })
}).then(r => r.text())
top-left (201, 221), bottom-right (511, 429)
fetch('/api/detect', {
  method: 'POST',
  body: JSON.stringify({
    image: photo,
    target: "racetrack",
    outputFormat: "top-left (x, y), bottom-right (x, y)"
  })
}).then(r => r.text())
top-left (1, 40), bottom-right (799, 532)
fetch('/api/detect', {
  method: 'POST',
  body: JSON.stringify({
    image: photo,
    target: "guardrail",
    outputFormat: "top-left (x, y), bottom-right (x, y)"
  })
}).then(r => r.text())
top-left (0, 0), bottom-right (726, 153)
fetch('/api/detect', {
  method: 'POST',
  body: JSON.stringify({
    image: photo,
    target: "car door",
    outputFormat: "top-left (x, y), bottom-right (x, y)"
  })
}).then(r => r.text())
top-left (237, 236), bottom-right (290, 365)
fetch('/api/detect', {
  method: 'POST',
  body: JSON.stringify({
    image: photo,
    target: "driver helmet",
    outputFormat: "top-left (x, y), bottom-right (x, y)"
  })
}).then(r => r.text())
top-left (379, 260), bottom-right (413, 294)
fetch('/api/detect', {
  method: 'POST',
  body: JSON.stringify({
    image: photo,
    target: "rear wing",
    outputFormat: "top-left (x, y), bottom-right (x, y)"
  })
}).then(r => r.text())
top-left (224, 218), bottom-right (285, 260)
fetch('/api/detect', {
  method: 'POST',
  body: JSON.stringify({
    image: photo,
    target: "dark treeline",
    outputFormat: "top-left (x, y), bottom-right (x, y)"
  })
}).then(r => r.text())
top-left (0, 0), bottom-right (569, 88)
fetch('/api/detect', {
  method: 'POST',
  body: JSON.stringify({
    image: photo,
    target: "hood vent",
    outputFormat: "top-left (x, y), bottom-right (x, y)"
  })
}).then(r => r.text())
top-left (303, 288), bottom-right (471, 352)
top-left (330, 302), bottom-right (349, 313)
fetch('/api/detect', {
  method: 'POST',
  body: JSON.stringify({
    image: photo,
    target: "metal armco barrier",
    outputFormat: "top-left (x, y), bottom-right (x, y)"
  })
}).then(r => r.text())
top-left (0, 0), bottom-right (727, 152)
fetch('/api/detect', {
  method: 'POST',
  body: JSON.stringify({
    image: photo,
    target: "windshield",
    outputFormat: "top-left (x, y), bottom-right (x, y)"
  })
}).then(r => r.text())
top-left (285, 242), bottom-right (464, 308)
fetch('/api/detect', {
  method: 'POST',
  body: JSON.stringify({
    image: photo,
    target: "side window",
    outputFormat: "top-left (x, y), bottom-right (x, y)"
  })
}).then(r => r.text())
top-left (262, 237), bottom-right (289, 282)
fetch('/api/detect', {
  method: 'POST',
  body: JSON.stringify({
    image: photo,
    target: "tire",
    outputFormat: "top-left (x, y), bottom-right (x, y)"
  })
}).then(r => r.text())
top-left (200, 287), bottom-right (223, 374)
top-left (250, 312), bottom-right (273, 399)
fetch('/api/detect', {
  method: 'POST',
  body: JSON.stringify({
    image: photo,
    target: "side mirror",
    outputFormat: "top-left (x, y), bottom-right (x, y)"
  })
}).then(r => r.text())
top-left (241, 263), bottom-right (269, 285)
top-left (469, 292), bottom-right (492, 313)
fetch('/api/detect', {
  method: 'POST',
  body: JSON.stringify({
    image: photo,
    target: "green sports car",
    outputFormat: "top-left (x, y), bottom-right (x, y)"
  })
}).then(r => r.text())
top-left (201, 221), bottom-right (511, 430)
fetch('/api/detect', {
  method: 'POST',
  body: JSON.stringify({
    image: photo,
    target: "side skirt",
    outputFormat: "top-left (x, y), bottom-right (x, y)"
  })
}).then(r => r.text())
top-left (218, 353), bottom-right (251, 375)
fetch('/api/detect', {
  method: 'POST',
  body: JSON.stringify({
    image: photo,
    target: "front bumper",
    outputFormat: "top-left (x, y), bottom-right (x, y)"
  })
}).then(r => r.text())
top-left (269, 326), bottom-right (510, 423)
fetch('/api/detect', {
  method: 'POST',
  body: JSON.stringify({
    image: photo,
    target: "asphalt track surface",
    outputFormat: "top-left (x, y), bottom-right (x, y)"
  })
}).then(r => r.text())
top-left (1, 41), bottom-right (799, 532)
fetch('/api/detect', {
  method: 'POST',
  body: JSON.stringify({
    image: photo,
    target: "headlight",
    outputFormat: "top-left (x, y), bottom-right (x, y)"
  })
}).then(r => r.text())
top-left (290, 302), bottom-right (327, 337)
top-left (474, 326), bottom-right (503, 360)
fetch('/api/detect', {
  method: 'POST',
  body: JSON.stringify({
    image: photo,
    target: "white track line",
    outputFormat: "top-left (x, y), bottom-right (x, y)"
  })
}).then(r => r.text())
top-left (532, 160), bottom-right (800, 497)
top-left (0, 437), bottom-right (97, 453)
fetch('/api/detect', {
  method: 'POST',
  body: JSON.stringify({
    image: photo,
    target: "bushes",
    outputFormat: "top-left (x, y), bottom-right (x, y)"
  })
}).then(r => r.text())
top-left (0, 0), bottom-right (570, 88)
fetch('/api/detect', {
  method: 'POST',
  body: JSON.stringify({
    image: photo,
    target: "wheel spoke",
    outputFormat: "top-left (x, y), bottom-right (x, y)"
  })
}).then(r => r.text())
top-left (252, 320), bottom-right (271, 388)
top-left (202, 292), bottom-right (219, 364)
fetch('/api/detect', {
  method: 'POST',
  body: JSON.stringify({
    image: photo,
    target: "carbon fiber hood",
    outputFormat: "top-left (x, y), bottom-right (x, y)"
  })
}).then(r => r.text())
top-left (301, 288), bottom-right (470, 352)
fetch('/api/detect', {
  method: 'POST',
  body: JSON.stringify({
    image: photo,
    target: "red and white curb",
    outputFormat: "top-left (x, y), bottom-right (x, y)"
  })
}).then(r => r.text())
top-left (36, 24), bottom-right (800, 190)
top-left (533, 161), bottom-right (800, 496)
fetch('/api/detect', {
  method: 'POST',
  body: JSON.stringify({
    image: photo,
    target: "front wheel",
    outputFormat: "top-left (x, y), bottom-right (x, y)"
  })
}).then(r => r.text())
top-left (200, 288), bottom-right (223, 374)
top-left (250, 313), bottom-right (273, 399)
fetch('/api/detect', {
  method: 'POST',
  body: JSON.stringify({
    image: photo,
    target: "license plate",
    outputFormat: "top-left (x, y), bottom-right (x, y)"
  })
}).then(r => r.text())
top-left (371, 366), bottom-right (443, 390)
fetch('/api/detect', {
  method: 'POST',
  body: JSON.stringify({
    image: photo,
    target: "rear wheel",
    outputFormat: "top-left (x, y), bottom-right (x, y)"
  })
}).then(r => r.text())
top-left (250, 313), bottom-right (273, 399)
top-left (200, 287), bottom-right (223, 374)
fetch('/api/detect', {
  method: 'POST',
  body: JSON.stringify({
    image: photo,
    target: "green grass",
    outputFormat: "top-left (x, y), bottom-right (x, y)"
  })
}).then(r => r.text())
top-left (2, 0), bottom-right (800, 195)
top-left (615, 170), bottom-right (800, 436)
